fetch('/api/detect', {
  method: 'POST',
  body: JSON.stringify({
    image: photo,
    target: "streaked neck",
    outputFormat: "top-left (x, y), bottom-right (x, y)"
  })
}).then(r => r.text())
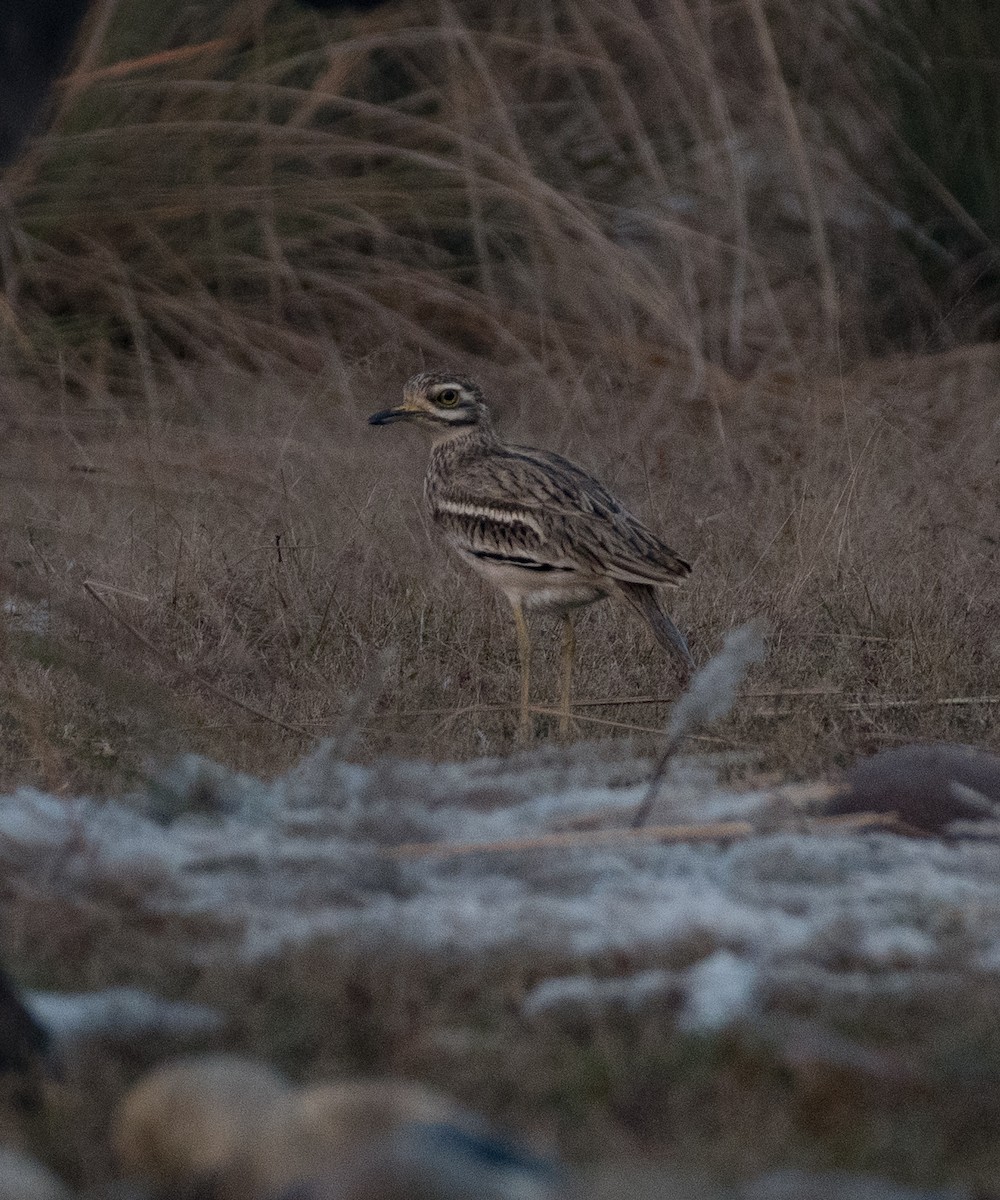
top-left (429, 416), bottom-right (497, 450)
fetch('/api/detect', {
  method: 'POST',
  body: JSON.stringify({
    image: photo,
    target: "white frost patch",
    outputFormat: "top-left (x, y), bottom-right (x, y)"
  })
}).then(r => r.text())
top-left (523, 970), bottom-right (677, 1021)
top-left (857, 926), bottom-right (937, 968)
top-left (1, 740), bottom-right (1000, 1028)
top-left (27, 988), bottom-right (224, 1043)
top-left (678, 951), bottom-right (758, 1033)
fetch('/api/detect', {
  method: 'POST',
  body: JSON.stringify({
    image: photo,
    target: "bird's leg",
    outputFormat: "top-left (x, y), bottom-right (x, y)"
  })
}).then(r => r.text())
top-left (559, 612), bottom-right (576, 739)
top-left (511, 598), bottom-right (532, 742)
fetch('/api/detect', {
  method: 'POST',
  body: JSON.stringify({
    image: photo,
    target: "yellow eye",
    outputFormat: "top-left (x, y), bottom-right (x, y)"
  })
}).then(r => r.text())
top-left (437, 388), bottom-right (460, 407)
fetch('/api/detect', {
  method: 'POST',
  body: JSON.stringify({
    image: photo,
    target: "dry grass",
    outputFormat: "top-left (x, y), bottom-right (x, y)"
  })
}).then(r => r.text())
top-left (1, 341), bottom-right (998, 794)
top-left (0, 0), bottom-right (993, 794)
top-left (0, 0), bottom-right (999, 1192)
top-left (0, 0), bottom-right (993, 796)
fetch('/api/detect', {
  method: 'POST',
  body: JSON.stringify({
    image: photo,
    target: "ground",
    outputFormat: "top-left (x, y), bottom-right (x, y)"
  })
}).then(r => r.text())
top-left (1, 0), bottom-right (1000, 1193)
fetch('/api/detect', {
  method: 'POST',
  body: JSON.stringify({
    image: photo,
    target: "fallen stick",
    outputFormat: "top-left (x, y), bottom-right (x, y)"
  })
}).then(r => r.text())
top-left (388, 811), bottom-right (927, 859)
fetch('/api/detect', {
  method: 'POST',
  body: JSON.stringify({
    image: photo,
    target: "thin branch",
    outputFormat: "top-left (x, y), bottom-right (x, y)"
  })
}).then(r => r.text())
top-left (630, 727), bottom-right (687, 829)
top-left (389, 811), bottom-right (929, 860)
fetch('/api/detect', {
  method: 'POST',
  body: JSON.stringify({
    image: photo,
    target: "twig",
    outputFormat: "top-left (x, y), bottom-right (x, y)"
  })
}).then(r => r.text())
top-left (162, 688), bottom-right (999, 726)
top-left (54, 0), bottom-right (119, 116)
top-left (528, 706), bottom-right (664, 737)
top-left (61, 38), bottom-right (234, 86)
top-left (391, 820), bottom-right (758, 858)
top-left (383, 687), bottom-right (839, 721)
top-left (82, 581), bottom-right (313, 740)
top-left (839, 695), bottom-right (1000, 712)
top-left (630, 728), bottom-right (686, 829)
top-left (548, 686), bottom-right (839, 709)
top-left (389, 811), bottom-right (927, 859)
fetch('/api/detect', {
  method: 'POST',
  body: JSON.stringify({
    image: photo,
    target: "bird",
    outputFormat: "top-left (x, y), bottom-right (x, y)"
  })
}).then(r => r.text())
top-left (368, 371), bottom-right (694, 740)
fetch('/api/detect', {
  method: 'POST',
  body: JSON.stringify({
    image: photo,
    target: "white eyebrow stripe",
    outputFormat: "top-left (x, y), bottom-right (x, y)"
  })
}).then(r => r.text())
top-left (436, 498), bottom-right (544, 538)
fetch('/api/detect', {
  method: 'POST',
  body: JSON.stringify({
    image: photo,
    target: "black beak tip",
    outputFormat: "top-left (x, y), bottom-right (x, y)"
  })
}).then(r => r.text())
top-left (368, 410), bottom-right (390, 426)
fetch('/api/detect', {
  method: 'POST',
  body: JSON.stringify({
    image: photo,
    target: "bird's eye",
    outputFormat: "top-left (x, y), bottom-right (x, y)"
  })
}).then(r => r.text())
top-left (437, 388), bottom-right (460, 407)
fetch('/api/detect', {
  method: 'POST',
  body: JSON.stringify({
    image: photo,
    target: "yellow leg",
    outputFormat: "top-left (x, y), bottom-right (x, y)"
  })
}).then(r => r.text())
top-left (511, 598), bottom-right (532, 742)
top-left (559, 612), bottom-right (575, 739)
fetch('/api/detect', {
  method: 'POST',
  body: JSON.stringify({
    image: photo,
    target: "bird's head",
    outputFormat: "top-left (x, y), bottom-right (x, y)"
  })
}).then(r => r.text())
top-left (368, 372), bottom-right (489, 437)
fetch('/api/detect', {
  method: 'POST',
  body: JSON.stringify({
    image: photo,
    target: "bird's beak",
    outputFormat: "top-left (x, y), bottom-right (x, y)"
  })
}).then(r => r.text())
top-left (368, 404), bottom-right (417, 426)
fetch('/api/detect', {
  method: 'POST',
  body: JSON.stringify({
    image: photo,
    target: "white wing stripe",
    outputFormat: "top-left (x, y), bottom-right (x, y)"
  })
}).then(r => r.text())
top-left (435, 498), bottom-right (544, 538)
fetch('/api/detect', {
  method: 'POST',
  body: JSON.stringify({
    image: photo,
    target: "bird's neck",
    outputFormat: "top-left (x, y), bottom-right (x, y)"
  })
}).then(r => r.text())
top-left (426, 422), bottom-right (499, 506)
top-left (428, 418), bottom-right (499, 455)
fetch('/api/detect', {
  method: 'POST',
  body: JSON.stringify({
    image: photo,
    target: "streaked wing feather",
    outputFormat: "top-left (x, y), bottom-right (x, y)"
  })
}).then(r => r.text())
top-left (434, 446), bottom-right (690, 583)
top-left (430, 500), bottom-right (566, 571)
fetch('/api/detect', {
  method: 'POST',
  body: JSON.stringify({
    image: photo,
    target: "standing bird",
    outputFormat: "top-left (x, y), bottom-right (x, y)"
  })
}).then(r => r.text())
top-left (368, 372), bottom-right (694, 740)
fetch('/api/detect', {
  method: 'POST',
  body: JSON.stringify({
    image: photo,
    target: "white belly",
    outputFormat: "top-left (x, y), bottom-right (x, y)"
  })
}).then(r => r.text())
top-left (452, 546), bottom-right (610, 612)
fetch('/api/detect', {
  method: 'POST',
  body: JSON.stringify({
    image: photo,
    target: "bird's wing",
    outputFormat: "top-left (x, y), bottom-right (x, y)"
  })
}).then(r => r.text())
top-left (431, 446), bottom-right (691, 585)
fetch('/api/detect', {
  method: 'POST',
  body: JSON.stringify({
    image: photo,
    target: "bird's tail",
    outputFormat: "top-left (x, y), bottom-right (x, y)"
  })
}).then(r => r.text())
top-left (619, 581), bottom-right (694, 670)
